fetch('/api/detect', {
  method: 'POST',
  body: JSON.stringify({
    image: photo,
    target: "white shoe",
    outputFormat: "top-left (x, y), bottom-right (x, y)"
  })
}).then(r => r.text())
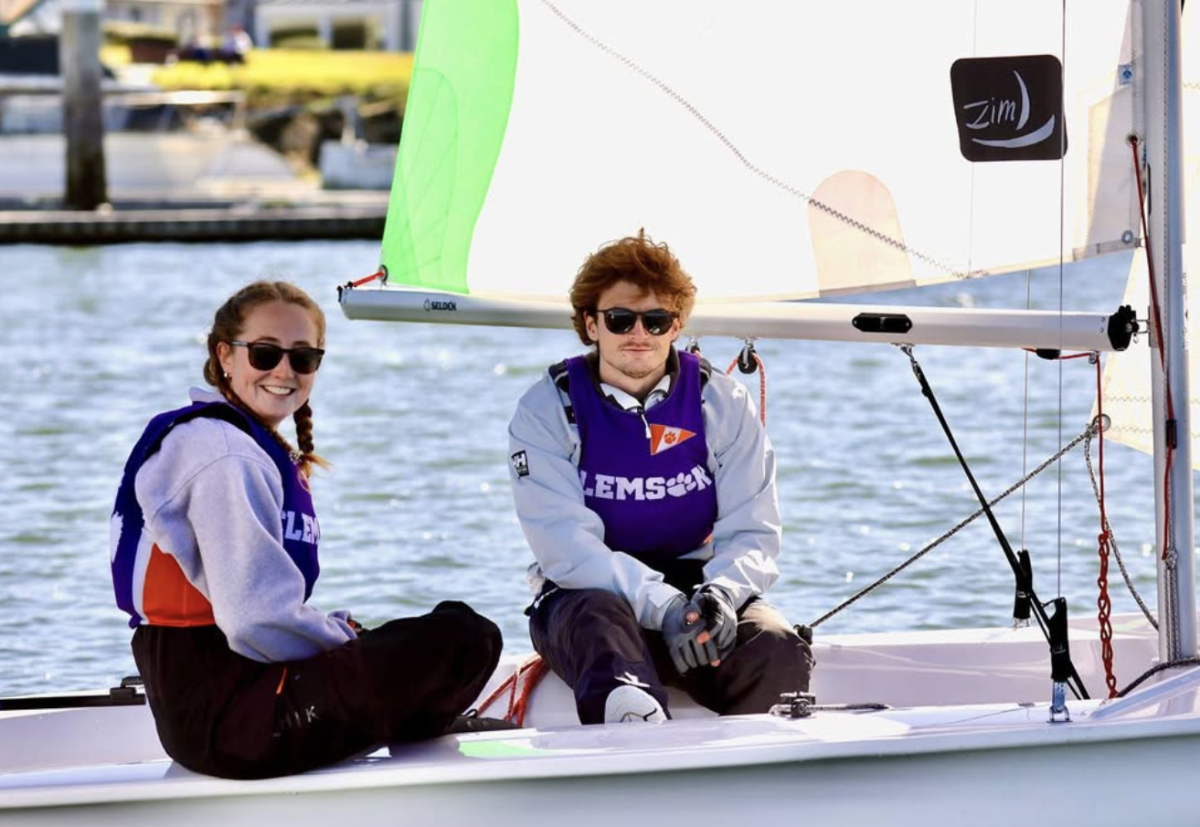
top-left (604, 685), bottom-right (667, 724)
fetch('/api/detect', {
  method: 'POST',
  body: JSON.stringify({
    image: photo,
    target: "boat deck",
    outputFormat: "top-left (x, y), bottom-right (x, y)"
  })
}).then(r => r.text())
top-left (2, 613), bottom-right (1197, 826)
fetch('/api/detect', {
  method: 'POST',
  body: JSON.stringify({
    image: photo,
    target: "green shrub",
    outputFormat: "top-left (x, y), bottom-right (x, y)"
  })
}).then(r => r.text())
top-left (153, 48), bottom-right (412, 112)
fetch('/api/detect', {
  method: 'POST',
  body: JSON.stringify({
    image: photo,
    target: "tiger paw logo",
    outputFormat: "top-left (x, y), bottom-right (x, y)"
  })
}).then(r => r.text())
top-left (649, 424), bottom-right (696, 456)
top-left (665, 472), bottom-right (698, 497)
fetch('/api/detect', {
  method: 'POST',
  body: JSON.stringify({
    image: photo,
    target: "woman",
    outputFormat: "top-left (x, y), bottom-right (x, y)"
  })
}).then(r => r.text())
top-left (110, 280), bottom-right (502, 779)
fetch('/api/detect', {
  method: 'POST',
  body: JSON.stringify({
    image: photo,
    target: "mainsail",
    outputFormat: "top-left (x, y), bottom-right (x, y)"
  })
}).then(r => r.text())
top-left (1098, 220), bottom-right (1200, 468)
top-left (367, 0), bottom-right (1140, 305)
top-left (1096, 6), bottom-right (1200, 469)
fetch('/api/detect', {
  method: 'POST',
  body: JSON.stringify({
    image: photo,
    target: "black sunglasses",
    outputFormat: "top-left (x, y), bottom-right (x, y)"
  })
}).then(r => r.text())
top-left (229, 340), bottom-right (325, 374)
top-left (594, 307), bottom-right (678, 336)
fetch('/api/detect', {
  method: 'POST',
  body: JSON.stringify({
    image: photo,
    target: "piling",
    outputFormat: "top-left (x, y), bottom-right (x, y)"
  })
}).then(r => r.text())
top-left (60, 0), bottom-right (107, 210)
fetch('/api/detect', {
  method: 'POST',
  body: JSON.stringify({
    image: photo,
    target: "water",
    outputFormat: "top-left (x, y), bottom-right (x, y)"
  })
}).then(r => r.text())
top-left (0, 241), bottom-right (1167, 696)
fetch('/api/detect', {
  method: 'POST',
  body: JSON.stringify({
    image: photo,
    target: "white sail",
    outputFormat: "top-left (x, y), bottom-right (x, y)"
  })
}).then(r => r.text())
top-left (1097, 249), bottom-right (1200, 468)
top-left (354, 0), bottom-right (1142, 307)
top-left (1097, 6), bottom-right (1200, 469)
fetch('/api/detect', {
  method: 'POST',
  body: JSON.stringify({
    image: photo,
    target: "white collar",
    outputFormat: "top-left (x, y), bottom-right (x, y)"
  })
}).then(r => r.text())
top-left (189, 387), bottom-right (225, 405)
top-left (600, 373), bottom-right (672, 412)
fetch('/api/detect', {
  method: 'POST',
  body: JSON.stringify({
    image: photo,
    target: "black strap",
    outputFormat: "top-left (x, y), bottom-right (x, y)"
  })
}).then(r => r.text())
top-left (145, 403), bottom-right (254, 459)
top-left (548, 360), bottom-right (575, 423)
top-left (547, 351), bottom-right (710, 424)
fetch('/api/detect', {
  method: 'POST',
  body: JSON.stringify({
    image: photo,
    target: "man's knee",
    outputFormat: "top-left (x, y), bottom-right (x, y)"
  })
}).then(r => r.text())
top-left (736, 603), bottom-right (815, 689)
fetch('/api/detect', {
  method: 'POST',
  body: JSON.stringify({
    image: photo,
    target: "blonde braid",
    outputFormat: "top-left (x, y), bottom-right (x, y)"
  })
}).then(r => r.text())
top-left (292, 402), bottom-right (329, 477)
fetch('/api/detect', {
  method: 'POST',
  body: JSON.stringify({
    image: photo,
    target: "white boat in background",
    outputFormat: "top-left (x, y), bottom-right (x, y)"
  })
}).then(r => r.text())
top-left (5, 0), bottom-right (1200, 823)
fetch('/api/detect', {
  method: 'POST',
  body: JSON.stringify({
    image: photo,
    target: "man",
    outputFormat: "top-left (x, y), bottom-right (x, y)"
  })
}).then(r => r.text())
top-left (508, 230), bottom-right (813, 725)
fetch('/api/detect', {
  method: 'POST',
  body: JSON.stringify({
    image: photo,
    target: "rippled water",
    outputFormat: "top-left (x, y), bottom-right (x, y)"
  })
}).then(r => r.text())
top-left (0, 241), bottom-right (1169, 696)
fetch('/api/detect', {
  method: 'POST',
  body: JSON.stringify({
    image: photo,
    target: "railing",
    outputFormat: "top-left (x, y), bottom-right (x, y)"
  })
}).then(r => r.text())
top-left (0, 86), bottom-right (247, 133)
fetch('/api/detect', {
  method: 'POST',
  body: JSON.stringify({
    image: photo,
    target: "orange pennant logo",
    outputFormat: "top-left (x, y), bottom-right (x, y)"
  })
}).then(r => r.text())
top-left (649, 424), bottom-right (697, 456)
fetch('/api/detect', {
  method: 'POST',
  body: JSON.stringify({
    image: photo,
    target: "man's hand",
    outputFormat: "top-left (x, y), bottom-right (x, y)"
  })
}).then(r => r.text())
top-left (694, 587), bottom-right (738, 661)
top-left (661, 596), bottom-right (718, 675)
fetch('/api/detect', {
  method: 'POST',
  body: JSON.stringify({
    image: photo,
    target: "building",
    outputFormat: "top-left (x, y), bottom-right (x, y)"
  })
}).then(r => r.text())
top-left (105, 0), bottom-right (226, 45)
top-left (4, 0), bottom-right (227, 45)
top-left (2, 0), bottom-right (420, 52)
top-left (254, 0), bottom-right (419, 51)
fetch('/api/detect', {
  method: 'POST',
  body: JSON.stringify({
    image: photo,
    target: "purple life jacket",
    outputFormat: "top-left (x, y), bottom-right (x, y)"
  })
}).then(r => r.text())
top-left (566, 350), bottom-right (717, 565)
top-left (111, 401), bottom-right (320, 628)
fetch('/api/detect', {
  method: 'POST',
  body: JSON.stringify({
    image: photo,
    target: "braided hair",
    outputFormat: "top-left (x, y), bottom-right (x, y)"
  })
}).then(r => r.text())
top-left (203, 280), bottom-right (329, 477)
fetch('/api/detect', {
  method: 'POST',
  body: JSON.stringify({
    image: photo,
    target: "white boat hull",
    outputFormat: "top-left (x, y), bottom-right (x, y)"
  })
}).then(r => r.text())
top-left (3, 614), bottom-right (1196, 825)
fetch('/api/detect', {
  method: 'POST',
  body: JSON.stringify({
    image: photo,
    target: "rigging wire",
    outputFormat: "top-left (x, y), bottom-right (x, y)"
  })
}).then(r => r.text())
top-left (1056, 0), bottom-right (1069, 599)
top-left (1031, 349), bottom-right (1123, 697)
top-left (1020, 277), bottom-right (1032, 582)
top-left (1084, 424), bottom-right (1158, 630)
top-left (809, 418), bottom-right (1100, 630)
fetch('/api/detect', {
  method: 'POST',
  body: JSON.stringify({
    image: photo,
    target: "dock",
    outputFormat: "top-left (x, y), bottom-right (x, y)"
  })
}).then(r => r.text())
top-left (0, 132), bottom-right (390, 244)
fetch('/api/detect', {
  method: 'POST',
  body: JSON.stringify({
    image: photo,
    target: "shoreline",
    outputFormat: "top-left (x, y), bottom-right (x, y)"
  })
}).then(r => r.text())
top-left (0, 199), bottom-right (387, 244)
top-left (0, 131), bottom-right (390, 243)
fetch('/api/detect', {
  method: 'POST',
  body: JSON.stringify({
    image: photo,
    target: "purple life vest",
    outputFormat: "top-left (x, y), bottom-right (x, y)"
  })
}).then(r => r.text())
top-left (111, 401), bottom-right (320, 628)
top-left (566, 350), bottom-right (717, 564)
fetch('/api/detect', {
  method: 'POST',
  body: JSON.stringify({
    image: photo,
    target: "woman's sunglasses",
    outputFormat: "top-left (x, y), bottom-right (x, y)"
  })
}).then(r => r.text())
top-left (229, 340), bottom-right (325, 374)
top-left (594, 307), bottom-right (678, 336)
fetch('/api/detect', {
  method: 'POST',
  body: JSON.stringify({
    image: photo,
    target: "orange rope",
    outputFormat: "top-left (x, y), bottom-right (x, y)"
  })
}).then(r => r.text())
top-left (1129, 137), bottom-right (1176, 562)
top-left (348, 268), bottom-right (387, 289)
top-left (725, 352), bottom-right (768, 426)
top-left (475, 654), bottom-right (549, 727)
top-left (1093, 355), bottom-right (1118, 698)
top-left (1026, 349), bottom-right (1118, 696)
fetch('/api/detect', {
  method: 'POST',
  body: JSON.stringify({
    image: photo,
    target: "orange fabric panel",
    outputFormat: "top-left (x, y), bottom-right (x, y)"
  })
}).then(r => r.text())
top-left (142, 543), bottom-right (215, 627)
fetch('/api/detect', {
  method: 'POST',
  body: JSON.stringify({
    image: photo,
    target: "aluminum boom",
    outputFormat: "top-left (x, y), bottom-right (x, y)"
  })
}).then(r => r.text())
top-left (338, 287), bottom-right (1134, 352)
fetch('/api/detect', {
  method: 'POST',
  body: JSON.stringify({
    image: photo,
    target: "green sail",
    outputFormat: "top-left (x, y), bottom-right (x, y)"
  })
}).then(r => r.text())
top-left (379, 0), bottom-right (519, 294)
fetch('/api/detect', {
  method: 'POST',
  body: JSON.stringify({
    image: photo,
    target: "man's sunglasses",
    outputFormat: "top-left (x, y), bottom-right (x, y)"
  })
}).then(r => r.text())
top-left (229, 340), bottom-right (325, 374)
top-left (594, 307), bottom-right (678, 336)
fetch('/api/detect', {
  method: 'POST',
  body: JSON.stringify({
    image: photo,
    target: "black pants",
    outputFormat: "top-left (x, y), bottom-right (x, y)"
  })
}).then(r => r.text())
top-left (530, 587), bottom-right (814, 724)
top-left (132, 600), bottom-right (501, 779)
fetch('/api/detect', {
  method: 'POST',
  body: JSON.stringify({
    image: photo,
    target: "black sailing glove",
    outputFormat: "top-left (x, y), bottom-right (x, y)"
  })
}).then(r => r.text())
top-left (661, 595), bottom-right (718, 675)
top-left (694, 586), bottom-right (738, 661)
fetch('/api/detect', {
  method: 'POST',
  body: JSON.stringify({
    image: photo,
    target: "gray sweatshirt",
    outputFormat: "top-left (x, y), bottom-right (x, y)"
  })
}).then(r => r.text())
top-left (508, 356), bottom-right (782, 631)
top-left (133, 389), bottom-right (356, 662)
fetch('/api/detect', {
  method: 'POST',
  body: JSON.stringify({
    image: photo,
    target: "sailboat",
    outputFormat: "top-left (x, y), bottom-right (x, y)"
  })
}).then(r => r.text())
top-left (4, 0), bottom-right (1200, 823)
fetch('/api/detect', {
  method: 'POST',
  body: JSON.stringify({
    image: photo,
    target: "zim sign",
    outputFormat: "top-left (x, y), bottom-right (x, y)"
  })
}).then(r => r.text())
top-left (950, 55), bottom-right (1066, 162)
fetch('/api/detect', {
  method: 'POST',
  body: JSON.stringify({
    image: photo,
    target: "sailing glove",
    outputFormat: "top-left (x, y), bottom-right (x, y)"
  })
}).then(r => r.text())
top-left (694, 586), bottom-right (738, 660)
top-left (661, 595), bottom-right (718, 675)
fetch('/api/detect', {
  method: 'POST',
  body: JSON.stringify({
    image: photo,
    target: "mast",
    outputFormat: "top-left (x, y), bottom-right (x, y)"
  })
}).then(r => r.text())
top-left (1143, 0), bottom-right (1196, 661)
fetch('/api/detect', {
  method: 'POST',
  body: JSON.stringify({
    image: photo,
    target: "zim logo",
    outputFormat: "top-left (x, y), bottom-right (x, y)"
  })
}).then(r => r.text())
top-left (950, 55), bottom-right (1065, 162)
top-left (422, 299), bottom-right (458, 312)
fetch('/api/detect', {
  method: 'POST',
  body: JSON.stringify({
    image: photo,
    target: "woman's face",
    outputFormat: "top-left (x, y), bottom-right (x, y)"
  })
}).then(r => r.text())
top-left (217, 300), bottom-right (321, 427)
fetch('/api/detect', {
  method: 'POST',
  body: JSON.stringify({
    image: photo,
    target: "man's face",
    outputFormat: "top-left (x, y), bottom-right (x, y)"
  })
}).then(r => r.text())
top-left (585, 280), bottom-right (680, 396)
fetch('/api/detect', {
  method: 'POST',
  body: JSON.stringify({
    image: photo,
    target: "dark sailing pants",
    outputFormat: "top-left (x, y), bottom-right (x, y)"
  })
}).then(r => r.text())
top-left (529, 587), bottom-right (814, 724)
top-left (132, 600), bottom-right (502, 780)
